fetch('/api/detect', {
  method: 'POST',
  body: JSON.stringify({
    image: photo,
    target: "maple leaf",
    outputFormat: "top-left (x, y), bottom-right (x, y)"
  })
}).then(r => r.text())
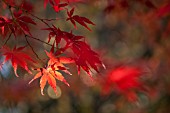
top-left (103, 66), bottom-right (145, 102)
top-left (44, 0), bottom-right (68, 12)
top-left (45, 50), bottom-right (74, 75)
top-left (29, 51), bottom-right (73, 95)
top-left (73, 42), bottom-right (104, 78)
top-left (64, 32), bottom-right (104, 77)
top-left (43, 26), bottom-right (68, 49)
top-left (13, 11), bottom-right (36, 35)
top-left (0, 11), bottom-right (36, 37)
top-left (66, 8), bottom-right (95, 31)
top-left (0, 46), bottom-right (36, 77)
top-left (0, 17), bottom-right (15, 38)
top-left (53, 3), bottom-right (68, 13)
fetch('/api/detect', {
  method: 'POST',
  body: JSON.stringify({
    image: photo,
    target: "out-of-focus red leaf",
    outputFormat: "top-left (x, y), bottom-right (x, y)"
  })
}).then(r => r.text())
top-left (144, 0), bottom-right (156, 9)
top-left (157, 2), bottom-right (170, 17)
top-left (104, 0), bottom-right (115, 14)
top-left (103, 66), bottom-right (145, 102)
top-left (20, 1), bottom-right (34, 12)
top-left (44, 0), bottom-right (49, 8)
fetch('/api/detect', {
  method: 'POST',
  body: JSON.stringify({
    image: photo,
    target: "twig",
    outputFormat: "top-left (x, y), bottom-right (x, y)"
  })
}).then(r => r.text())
top-left (25, 35), bottom-right (43, 61)
top-left (3, 32), bottom-right (12, 46)
top-left (25, 34), bottom-right (54, 47)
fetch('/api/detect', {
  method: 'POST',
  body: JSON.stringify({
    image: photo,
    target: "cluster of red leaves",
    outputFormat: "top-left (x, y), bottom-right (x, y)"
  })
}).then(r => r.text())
top-left (103, 66), bottom-right (145, 102)
top-left (0, 11), bottom-right (36, 37)
top-left (0, 0), bottom-right (103, 95)
top-left (44, 25), bottom-right (103, 78)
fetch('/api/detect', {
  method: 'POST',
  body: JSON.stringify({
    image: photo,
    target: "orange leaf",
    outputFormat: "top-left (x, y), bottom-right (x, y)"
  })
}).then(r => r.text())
top-left (29, 51), bottom-right (72, 95)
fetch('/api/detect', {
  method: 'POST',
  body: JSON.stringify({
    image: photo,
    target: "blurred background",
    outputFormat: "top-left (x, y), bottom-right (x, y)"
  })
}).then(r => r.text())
top-left (0, 0), bottom-right (170, 113)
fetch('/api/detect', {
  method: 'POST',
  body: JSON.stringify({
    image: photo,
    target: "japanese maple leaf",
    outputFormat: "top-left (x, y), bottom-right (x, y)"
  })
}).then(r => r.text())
top-left (0, 17), bottom-right (15, 38)
top-left (44, 0), bottom-right (68, 12)
top-left (13, 10), bottom-right (36, 36)
top-left (103, 66), bottom-right (144, 102)
top-left (53, 3), bottom-right (68, 12)
top-left (45, 50), bottom-right (74, 75)
top-left (66, 8), bottom-right (95, 31)
top-left (0, 46), bottom-right (36, 77)
top-left (67, 34), bottom-right (104, 77)
top-left (0, 11), bottom-right (36, 37)
top-left (42, 26), bottom-right (68, 49)
top-left (29, 51), bottom-right (73, 95)
top-left (72, 41), bottom-right (103, 76)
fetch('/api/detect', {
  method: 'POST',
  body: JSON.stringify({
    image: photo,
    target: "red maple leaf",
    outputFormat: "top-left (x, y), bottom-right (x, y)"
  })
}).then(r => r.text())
top-left (44, 0), bottom-right (68, 12)
top-left (63, 32), bottom-right (104, 77)
top-left (29, 51), bottom-right (73, 95)
top-left (13, 10), bottom-right (36, 35)
top-left (103, 66), bottom-right (145, 102)
top-left (66, 8), bottom-right (95, 31)
top-left (53, 3), bottom-right (68, 12)
top-left (0, 17), bottom-right (15, 38)
top-left (72, 41), bottom-right (103, 77)
top-left (0, 46), bottom-right (36, 77)
top-left (0, 11), bottom-right (36, 38)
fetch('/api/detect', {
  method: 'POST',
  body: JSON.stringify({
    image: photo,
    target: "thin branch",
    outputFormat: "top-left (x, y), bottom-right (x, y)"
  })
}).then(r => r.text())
top-left (25, 35), bottom-right (44, 62)
top-left (25, 34), bottom-right (54, 47)
top-left (3, 32), bottom-right (12, 46)
top-left (28, 12), bottom-right (53, 29)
